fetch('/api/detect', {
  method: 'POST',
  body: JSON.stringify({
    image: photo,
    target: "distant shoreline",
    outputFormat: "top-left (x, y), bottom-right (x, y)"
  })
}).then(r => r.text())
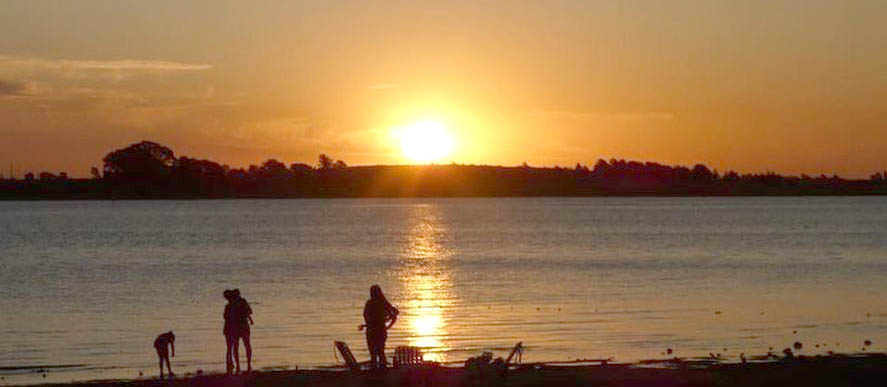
top-left (4, 141), bottom-right (887, 200)
top-left (3, 190), bottom-right (887, 201)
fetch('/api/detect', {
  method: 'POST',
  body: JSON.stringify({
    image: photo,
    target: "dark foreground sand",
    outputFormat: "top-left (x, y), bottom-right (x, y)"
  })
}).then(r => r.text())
top-left (23, 354), bottom-right (887, 387)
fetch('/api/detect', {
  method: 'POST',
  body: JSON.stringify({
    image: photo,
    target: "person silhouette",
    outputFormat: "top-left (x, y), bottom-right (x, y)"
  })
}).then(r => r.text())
top-left (153, 331), bottom-right (175, 378)
top-left (222, 289), bottom-right (237, 374)
top-left (231, 289), bottom-right (254, 373)
top-left (360, 285), bottom-right (399, 368)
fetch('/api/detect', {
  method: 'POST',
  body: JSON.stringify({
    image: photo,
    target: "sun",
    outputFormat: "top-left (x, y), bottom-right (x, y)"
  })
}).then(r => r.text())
top-left (397, 120), bottom-right (454, 163)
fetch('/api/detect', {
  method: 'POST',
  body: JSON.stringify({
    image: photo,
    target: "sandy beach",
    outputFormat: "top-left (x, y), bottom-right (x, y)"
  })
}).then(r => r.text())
top-left (11, 354), bottom-right (885, 387)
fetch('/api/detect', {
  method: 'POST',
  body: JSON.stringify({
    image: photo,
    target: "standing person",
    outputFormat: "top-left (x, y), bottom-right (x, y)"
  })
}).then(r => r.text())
top-left (360, 285), bottom-right (399, 368)
top-left (153, 331), bottom-right (175, 378)
top-left (222, 289), bottom-right (237, 375)
top-left (231, 289), bottom-right (254, 373)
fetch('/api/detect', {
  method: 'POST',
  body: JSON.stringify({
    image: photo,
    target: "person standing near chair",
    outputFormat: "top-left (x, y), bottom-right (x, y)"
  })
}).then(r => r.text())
top-left (153, 331), bottom-right (175, 378)
top-left (231, 289), bottom-right (254, 373)
top-left (360, 285), bottom-right (399, 368)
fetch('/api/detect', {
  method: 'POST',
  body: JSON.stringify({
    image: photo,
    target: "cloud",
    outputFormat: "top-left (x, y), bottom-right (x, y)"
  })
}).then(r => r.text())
top-left (368, 83), bottom-right (399, 90)
top-left (0, 55), bottom-right (212, 73)
top-left (529, 109), bottom-right (675, 122)
top-left (0, 79), bottom-right (33, 96)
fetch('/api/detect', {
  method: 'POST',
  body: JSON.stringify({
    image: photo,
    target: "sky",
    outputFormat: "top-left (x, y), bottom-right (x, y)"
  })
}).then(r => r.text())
top-left (1, 0), bottom-right (885, 178)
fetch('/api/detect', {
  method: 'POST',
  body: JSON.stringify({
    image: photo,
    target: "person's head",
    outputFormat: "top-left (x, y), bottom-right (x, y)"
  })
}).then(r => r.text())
top-left (223, 289), bottom-right (233, 301)
top-left (168, 331), bottom-right (175, 342)
top-left (370, 285), bottom-right (384, 301)
top-left (232, 289), bottom-right (241, 299)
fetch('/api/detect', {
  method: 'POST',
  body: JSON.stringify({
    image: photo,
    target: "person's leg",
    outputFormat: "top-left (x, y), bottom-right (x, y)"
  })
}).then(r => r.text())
top-left (156, 347), bottom-right (164, 377)
top-left (233, 336), bottom-right (241, 373)
top-left (377, 331), bottom-right (388, 367)
top-left (165, 354), bottom-right (173, 376)
top-left (366, 331), bottom-right (379, 367)
top-left (225, 335), bottom-right (234, 374)
top-left (243, 335), bottom-right (252, 372)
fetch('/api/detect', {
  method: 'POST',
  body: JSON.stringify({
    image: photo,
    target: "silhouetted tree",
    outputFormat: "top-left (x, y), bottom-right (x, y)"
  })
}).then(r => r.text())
top-left (103, 141), bottom-right (175, 179)
top-left (6, 140), bottom-right (885, 199)
top-left (690, 164), bottom-right (714, 182)
top-left (102, 141), bottom-right (176, 196)
top-left (90, 167), bottom-right (102, 179)
top-left (723, 171), bottom-right (740, 182)
top-left (290, 163), bottom-right (313, 175)
top-left (317, 154), bottom-right (334, 170)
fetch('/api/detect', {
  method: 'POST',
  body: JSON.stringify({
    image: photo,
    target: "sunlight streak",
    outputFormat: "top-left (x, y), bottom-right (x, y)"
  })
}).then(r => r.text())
top-left (397, 205), bottom-right (455, 362)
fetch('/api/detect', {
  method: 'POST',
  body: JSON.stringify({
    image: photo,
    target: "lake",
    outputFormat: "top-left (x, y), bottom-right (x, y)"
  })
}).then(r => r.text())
top-left (0, 197), bottom-right (885, 384)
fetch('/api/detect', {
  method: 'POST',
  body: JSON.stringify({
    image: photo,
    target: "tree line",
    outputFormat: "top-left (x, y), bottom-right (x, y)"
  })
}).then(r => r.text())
top-left (2, 140), bottom-right (886, 199)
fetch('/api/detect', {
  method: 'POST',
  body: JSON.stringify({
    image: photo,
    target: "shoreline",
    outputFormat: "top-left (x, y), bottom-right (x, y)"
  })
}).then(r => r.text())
top-left (8, 353), bottom-right (887, 387)
top-left (4, 192), bottom-right (887, 201)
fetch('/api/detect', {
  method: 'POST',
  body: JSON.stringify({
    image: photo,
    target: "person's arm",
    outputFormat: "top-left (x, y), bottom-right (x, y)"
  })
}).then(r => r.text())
top-left (247, 303), bottom-right (254, 325)
top-left (170, 340), bottom-right (175, 358)
top-left (386, 305), bottom-right (399, 329)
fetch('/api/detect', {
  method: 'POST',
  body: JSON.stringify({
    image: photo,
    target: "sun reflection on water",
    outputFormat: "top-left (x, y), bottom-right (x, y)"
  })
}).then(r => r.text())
top-left (397, 205), bottom-right (454, 362)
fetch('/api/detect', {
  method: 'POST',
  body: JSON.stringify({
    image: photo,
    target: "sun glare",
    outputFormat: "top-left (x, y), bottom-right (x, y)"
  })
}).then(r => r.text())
top-left (398, 121), bottom-right (454, 163)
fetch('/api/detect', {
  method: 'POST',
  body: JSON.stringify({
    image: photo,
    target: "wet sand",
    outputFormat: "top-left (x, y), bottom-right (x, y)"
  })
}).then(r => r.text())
top-left (18, 354), bottom-right (887, 387)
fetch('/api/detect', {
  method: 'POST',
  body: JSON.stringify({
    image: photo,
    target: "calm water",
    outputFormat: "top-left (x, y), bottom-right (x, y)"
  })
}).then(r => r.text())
top-left (1, 197), bottom-right (885, 384)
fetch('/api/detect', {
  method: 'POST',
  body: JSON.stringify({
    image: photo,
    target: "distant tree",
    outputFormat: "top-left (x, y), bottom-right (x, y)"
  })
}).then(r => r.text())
top-left (260, 159), bottom-right (289, 176)
top-left (690, 164), bottom-right (714, 182)
top-left (90, 166), bottom-right (102, 180)
top-left (39, 172), bottom-right (55, 181)
top-left (723, 171), bottom-right (740, 182)
top-left (592, 159), bottom-right (609, 174)
top-left (290, 163), bottom-right (313, 175)
top-left (317, 154), bottom-right (334, 170)
top-left (101, 141), bottom-right (177, 196)
top-left (333, 160), bottom-right (347, 169)
top-left (24, 172), bottom-right (34, 181)
top-left (58, 172), bottom-right (68, 180)
top-left (103, 141), bottom-right (176, 179)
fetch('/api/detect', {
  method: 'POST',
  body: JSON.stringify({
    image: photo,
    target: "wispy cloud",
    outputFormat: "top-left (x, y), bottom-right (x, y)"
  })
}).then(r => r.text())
top-left (0, 55), bottom-right (212, 72)
top-left (368, 83), bottom-right (399, 90)
top-left (0, 79), bottom-right (34, 96)
top-left (529, 109), bottom-right (675, 122)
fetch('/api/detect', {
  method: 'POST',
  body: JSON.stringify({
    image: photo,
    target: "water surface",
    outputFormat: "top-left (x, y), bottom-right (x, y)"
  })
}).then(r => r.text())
top-left (1, 197), bottom-right (885, 383)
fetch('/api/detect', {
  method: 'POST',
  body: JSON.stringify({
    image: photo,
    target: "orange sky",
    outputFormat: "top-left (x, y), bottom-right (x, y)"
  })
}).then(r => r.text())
top-left (1, 0), bottom-right (885, 178)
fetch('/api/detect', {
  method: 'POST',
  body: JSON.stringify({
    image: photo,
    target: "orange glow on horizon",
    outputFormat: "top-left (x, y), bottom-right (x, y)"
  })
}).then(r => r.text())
top-left (391, 120), bottom-right (456, 164)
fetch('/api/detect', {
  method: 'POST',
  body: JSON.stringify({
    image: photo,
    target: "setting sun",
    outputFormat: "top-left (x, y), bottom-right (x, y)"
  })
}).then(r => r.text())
top-left (397, 121), bottom-right (454, 163)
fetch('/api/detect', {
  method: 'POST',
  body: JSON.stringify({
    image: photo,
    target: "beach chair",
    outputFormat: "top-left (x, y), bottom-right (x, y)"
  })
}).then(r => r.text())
top-left (334, 341), bottom-right (361, 372)
top-left (393, 346), bottom-right (425, 367)
top-left (504, 342), bottom-right (523, 367)
top-left (392, 346), bottom-right (438, 386)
